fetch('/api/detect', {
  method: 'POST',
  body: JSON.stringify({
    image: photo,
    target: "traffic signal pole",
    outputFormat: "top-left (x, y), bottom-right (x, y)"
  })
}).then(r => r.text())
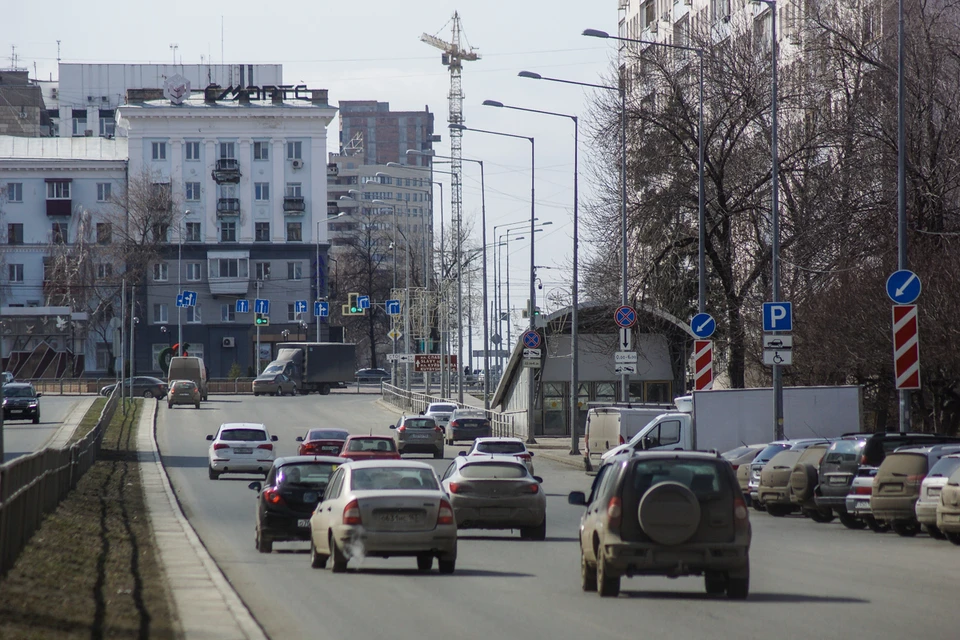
top-left (255, 280), bottom-right (261, 374)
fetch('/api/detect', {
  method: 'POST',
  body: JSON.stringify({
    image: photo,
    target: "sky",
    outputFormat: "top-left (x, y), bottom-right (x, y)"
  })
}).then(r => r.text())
top-left (6, 0), bottom-right (621, 316)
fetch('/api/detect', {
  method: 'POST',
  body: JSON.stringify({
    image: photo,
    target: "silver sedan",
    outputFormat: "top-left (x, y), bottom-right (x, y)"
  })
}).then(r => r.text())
top-left (308, 460), bottom-right (458, 573)
top-left (440, 455), bottom-right (546, 540)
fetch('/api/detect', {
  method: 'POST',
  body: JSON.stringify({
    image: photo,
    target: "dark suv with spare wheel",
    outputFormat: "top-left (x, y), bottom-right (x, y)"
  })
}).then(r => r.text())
top-left (569, 451), bottom-right (751, 599)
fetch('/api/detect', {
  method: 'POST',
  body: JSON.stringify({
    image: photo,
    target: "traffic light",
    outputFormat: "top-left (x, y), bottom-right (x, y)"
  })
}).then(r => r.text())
top-left (521, 300), bottom-right (541, 318)
top-left (255, 313), bottom-right (270, 326)
top-left (345, 293), bottom-right (365, 316)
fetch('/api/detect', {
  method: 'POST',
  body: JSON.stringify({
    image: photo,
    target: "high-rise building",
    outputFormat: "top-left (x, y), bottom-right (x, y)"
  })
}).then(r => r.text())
top-left (338, 101), bottom-right (435, 166)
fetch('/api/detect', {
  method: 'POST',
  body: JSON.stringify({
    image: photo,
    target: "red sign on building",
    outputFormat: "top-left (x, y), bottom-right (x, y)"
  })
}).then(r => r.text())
top-left (694, 340), bottom-right (714, 391)
top-left (892, 305), bottom-right (921, 390)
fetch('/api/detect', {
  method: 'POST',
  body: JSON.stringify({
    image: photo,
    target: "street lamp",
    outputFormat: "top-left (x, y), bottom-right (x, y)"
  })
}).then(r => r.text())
top-left (483, 98), bottom-right (584, 454)
top-left (178, 210), bottom-right (189, 354)
top-left (519, 69), bottom-right (629, 403)
top-left (493, 219), bottom-right (535, 378)
top-left (373, 199), bottom-right (412, 393)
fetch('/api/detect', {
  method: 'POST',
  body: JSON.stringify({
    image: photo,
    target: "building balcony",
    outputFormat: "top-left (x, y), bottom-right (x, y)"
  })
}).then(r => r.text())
top-left (209, 277), bottom-right (250, 296)
top-left (46, 199), bottom-right (72, 216)
top-left (212, 159), bottom-right (241, 183)
top-left (217, 198), bottom-right (241, 216)
top-left (283, 196), bottom-right (306, 214)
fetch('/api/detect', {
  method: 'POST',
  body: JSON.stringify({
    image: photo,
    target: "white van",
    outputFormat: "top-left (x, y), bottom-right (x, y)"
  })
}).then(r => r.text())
top-left (168, 356), bottom-right (208, 401)
top-left (584, 404), bottom-right (678, 457)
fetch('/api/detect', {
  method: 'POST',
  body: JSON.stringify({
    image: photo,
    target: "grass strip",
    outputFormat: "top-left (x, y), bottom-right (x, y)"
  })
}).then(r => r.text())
top-left (67, 397), bottom-right (107, 445)
top-left (0, 399), bottom-right (177, 639)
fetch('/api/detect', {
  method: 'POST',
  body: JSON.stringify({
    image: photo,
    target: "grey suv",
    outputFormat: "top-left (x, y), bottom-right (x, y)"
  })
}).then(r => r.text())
top-left (568, 451), bottom-right (751, 599)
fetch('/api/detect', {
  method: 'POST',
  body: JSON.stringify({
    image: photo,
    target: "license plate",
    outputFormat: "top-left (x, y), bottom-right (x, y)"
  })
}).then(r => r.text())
top-left (942, 513), bottom-right (960, 523)
top-left (928, 488), bottom-right (942, 497)
top-left (297, 519), bottom-right (310, 528)
top-left (10, 409), bottom-right (22, 414)
top-left (830, 476), bottom-right (848, 485)
top-left (321, 446), bottom-right (341, 454)
top-left (379, 513), bottom-right (419, 524)
top-left (233, 447), bottom-right (252, 454)
top-left (409, 433), bottom-right (431, 439)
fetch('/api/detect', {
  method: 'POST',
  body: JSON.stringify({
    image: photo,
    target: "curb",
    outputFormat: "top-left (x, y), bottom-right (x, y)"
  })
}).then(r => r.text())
top-left (41, 396), bottom-right (97, 450)
top-left (137, 398), bottom-right (269, 640)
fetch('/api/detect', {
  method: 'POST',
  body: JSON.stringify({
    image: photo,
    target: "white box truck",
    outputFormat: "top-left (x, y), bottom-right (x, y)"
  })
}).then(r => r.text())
top-left (597, 385), bottom-right (863, 462)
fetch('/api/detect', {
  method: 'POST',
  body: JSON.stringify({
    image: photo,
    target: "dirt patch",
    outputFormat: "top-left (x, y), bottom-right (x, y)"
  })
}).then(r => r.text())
top-left (0, 399), bottom-right (177, 639)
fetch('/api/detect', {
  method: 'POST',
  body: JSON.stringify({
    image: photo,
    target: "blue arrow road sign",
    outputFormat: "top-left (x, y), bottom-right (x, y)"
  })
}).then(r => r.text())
top-left (254, 298), bottom-right (270, 315)
top-left (176, 294), bottom-right (185, 308)
top-left (522, 330), bottom-right (542, 349)
top-left (615, 305), bottom-right (637, 328)
top-left (690, 313), bottom-right (716, 338)
top-left (181, 291), bottom-right (198, 307)
top-left (314, 301), bottom-right (329, 317)
top-left (886, 270), bottom-right (921, 304)
top-left (763, 302), bottom-right (793, 332)
top-left (358, 295), bottom-right (370, 310)
top-left (294, 300), bottom-right (308, 314)
top-left (386, 299), bottom-right (401, 315)
top-left (235, 299), bottom-right (249, 314)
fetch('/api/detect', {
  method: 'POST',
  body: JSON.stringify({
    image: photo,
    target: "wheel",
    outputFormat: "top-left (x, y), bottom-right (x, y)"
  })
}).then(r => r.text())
top-left (255, 529), bottom-right (272, 553)
top-left (726, 559), bottom-right (750, 600)
top-left (806, 508), bottom-right (835, 524)
top-left (704, 571), bottom-right (727, 595)
top-left (839, 512), bottom-right (867, 530)
top-left (290, 385), bottom-right (297, 396)
top-left (446, 438), bottom-right (454, 446)
top-left (946, 531), bottom-right (960, 546)
top-left (143, 390), bottom-right (154, 398)
top-left (254, 393), bottom-right (260, 397)
top-left (596, 551), bottom-right (620, 598)
top-left (320, 384), bottom-right (331, 395)
top-left (32, 414), bottom-right (40, 424)
top-left (927, 524), bottom-right (946, 540)
top-left (520, 519), bottom-right (546, 541)
top-left (438, 556), bottom-right (456, 574)
top-left (416, 553), bottom-right (433, 573)
top-left (310, 540), bottom-right (328, 569)
top-left (765, 504), bottom-right (791, 517)
top-left (892, 520), bottom-right (920, 537)
top-left (331, 535), bottom-right (348, 573)
top-left (580, 551), bottom-right (597, 592)
top-left (865, 517), bottom-right (889, 533)
top-left (751, 501), bottom-right (766, 512)
top-left (167, 402), bottom-right (173, 409)
top-left (208, 465), bottom-right (219, 480)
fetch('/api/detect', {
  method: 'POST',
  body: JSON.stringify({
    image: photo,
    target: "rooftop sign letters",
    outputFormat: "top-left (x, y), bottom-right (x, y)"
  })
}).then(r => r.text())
top-left (217, 84), bottom-right (311, 101)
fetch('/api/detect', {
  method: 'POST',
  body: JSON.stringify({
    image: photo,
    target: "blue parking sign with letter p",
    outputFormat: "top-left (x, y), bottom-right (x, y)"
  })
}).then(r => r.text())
top-left (762, 302), bottom-right (793, 332)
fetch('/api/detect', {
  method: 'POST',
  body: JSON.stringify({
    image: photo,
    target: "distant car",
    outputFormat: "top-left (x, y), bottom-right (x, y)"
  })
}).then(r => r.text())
top-left (206, 423), bottom-right (279, 480)
top-left (935, 465), bottom-right (960, 544)
top-left (424, 402), bottom-right (458, 431)
top-left (167, 380), bottom-right (201, 409)
top-left (100, 376), bottom-right (168, 399)
top-left (390, 415), bottom-right (444, 458)
top-left (757, 442), bottom-right (830, 517)
top-left (747, 440), bottom-right (816, 510)
top-left (845, 466), bottom-right (887, 532)
top-left (464, 437), bottom-right (535, 473)
top-left (915, 454), bottom-right (960, 539)
top-left (308, 460), bottom-right (457, 573)
top-left (2, 382), bottom-right (41, 424)
top-left (253, 372), bottom-right (297, 397)
top-left (248, 455), bottom-right (346, 553)
top-left (341, 435), bottom-right (401, 461)
top-left (1, 372), bottom-right (13, 385)
top-left (297, 428), bottom-right (350, 456)
top-left (445, 408), bottom-right (491, 445)
top-left (441, 454), bottom-right (546, 539)
top-left (871, 444), bottom-right (960, 536)
top-left (355, 368), bottom-right (391, 382)
top-left (722, 445), bottom-right (765, 503)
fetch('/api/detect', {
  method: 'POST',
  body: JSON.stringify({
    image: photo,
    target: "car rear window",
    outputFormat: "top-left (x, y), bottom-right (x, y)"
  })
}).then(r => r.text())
top-left (767, 451), bottom-right (802, 469)
top-left (928, 456), bottom-right (960, 478)
top-left (880, 452), bottom-right (928, 476)
top-left (455, 412), bottom-right (487, 421)
top-left (459, 462), bottom-right (528, 479)
top-left (797, 446), bottom-right (828, 466)
top-left (430, 404), bottom-right (457, 413)
top-left (346, 438), bottom-right (397, 452)
top-left (351, 467), bottom-right (439, 491)
top-left (308, 429), bottom-right (349, 440)
top-left (628, 459), bottom-right (727, 497)
top-left (173, 381), bottom-right (197, 390)
top-left (824, 440), bottom-right (864, 464)
top-left (404, 418), bottom-right (437, 429)
top-left (476, 442), bottom-right (525, 455)
top-left (220, 429), bottom-right (267, 442)
top-left (755, 443), bottom-right (789, 464)
top-left (278, 463), bottom-right (339, 487)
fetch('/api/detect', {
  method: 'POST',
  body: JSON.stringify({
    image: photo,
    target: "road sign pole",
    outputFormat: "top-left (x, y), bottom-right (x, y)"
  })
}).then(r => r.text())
top-left (256, 280), bottom-right (261, 375)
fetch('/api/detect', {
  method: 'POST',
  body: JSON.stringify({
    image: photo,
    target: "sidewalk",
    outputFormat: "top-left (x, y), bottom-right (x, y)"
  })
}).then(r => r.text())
top-left (42, 396), bottom-right (96, 449)
top-left (136, 399), bottom-right (268, 640)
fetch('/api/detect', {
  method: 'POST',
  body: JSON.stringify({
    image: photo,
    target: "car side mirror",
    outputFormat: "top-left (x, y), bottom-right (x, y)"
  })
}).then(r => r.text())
top-left (206, 435), bottom-right (214, 441)
top-left (296, 436), bottom-right (304, 442)
top-left (248, 481), bottom-right (262, 492)
top-left (35, 392), bottom-right (42, 398)
top-left (529, 451), bottom-right (534, 457)
top-left (641, 436), bottom-right (654, 450)
top-left (419, 411), bottom-right (424, 415)
top-left (271, 435), bottom-right (279, 442)
top-left (534, 475), bottom-right (544, 484)
top-left (458, 451), bottom-right (466, 456)
top-left (568, 491), bottom-right (587, 506)
top-left (389, 424), bottom-right (397, 429)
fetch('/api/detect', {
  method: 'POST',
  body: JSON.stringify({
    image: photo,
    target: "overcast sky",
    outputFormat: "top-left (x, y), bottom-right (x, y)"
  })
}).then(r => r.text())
top-left (7, 0), bottom-right (621, 312)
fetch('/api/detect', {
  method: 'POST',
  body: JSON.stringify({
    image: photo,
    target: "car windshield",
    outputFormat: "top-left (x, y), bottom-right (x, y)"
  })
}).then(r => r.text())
top-left (404, 418), bottom-right (436, 429)
top-left (3, 386), bottom-right (36, 398)
top-left (929, 456), bottom-right (960, 478)
top-left (262, 363), bottom-right (284, 375)
top-left (346, 438), bottom-right (396, 452)
top-left (824, 440), bottom-right (864, 464)
top-left (307, 429), bottom-right (349, 441)
top-left (429, 404), bottom-right (457, 413)
top-left (630, 459), bottom-right (727, 498)
top-left (350, 467), bottom-right (439, 491)
top-left (459, 462), bottom-right (528, 479)
top-left (476, 441), bottom-right (525, 455)
top-left (455, 411), bottom-right (486, 419)
top-left (172, 381), bottom-right (196, 390)
top-left (220, 429), bottom-right (267, 442)
top-left (722, 445), bottom-right (757, 460)
top-left (277, 463), bottom-right (339, 487)
top-left (755, 443), bottom-right (790, 464)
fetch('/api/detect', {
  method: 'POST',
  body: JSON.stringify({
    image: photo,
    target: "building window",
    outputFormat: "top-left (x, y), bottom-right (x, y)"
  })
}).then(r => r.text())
top-left (186, 262), bottom-right (202, 281)
top-left (255, 222), bottom-right (270, 242)
top-left (46, 181), bottom-right (70, 199)
top-left (254, 141), bottom-right (269, 160)
top-left (220, 221), bottom-right (237, 242)
top-left (286, 222), bottom-right (302, 242)
top-left (151, 142), bottom-right (167, 160)
top-left (96, 263), bottom-right (113, 279)
top-left (185, 141), bottom-right (201, 160)
top-left (221, 304), bottom-right (236, 322)
top-left (219, 142), bottom-right (236, 159)
top-left (152, 223), bottom-right (170, 243)
top-left (95, 222), bottom-right (112, 245)
top-left (285, 183), bottom-right (302, 197)
top-left (153, 303), bottom-right (168, 324)
top-left (255, 262), bottom-right (271, 280)
top-left (52, 222), bottom-right (68, 244)
top-left (286, 141), bottom-right (302, 160)
top-left (96, 182), bottom-right (112, 202)
top-left (5, 182), bottom-right (23, 202)
top-left (185, 222), bottom-right (201, 242)
top-left (210, 258), bottom-right (248, 278)
top-left (287, 303), bottom-right (298, 322)
top-left (186, 305), bottom-right (202, 323)
top-left (255, 182), bottom-right (270, 201)
top-left (185, 182), bottom-right (201, 201)
top-left (153, 263), bottom-right (169, 281)
top-left (8, 264), bottom-right (23, 282)
top-left (287, 262), bottom-right (302, 280)
top-left (7, 223), bottom-right (24, 244)
top-left (96, 343), bottom-right (113, 371)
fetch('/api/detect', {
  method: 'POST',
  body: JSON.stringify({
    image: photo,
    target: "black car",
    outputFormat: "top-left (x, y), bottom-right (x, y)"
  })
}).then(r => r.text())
top-left (247, 455), bottom-right (346, 553)
top-left (2, 382), bottom-right (41, 424)
top-left (355, 368), bottom-right (391, 382)
top-left (100, 376), bottom-right (168, 399)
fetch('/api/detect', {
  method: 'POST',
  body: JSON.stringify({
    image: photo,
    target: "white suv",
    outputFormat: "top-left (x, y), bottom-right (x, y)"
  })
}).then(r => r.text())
top-left (424, 402), bottom-right (458, 429)
top-left (207, 423), bottom-right (278, 480)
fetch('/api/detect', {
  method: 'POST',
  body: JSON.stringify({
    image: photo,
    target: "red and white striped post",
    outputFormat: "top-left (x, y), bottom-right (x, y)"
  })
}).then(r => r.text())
top-left (694, 340), bottom-right (714, 391)
top-left (892, 305), bottom-right (920, 390)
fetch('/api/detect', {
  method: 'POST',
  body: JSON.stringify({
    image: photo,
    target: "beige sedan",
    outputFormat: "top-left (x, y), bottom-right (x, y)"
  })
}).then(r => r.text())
top-left (167, 380), bottom-right (201, 409)
top-left (308, 460), bottom-right (458, 573)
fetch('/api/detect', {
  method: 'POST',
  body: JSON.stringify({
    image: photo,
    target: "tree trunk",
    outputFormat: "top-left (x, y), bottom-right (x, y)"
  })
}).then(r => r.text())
top-left (726, 303), bottom-right (746, 389)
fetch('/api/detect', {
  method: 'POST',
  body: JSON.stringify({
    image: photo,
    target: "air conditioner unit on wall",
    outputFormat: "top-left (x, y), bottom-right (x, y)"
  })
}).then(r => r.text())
top-left (292, 159), bottom-right (304, 170)
top-left (222, 337), bottom-right (235, 348)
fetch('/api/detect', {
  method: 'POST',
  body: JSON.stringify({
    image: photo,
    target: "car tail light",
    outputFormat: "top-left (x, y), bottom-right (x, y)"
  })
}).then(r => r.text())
top-left (437, 499), bottom-right (454, 525)
top-left (343, 499), bottom-right (362, 525)
top-left (731, 464), bottom-right (740, 471)
top-left (450, 420), bottom-right (459, 428)
top-left (435, 426), bottom-right (444, 433)
top-left (861, 454), bottom-right (869, 465)
top-left (257, 443), bottom-right (273, 451)
top-left (517, 453), bottom-right (532, 461)
top-left (733, 497), bottom-right (749, 534)
top-left (483, 421), bottom-right (491, 428)
top-left (213, 443), bottom-right (229, 450)
top-left (397, 425), bottom-right (406, 433)
top-left (619, 435), bottom-right (625, 445)
top-left (263, 488), bottom-right (285, 505)
top-left (855, 485), bottom-right (872, 495)
top-left (606, 496), bottom-right (622, 529)
top-left (907, 474), bottom-right (926, 486)
top-left (525, 483), bottom-right (540, 494)
top-left (448, 482), bottom-right (466, 494)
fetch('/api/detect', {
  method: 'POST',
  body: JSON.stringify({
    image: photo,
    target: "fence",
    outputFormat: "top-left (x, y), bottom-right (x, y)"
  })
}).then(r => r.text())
top-left (381, 383), bottom-right (527, 440)
top-left (11, 377), bottom-right (260, 396)
top-left (0, 388), bottom-right (120, 577)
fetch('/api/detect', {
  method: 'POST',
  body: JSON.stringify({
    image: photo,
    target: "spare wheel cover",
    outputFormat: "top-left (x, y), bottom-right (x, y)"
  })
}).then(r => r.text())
top-left (638, 481), bottom-right (701, 546)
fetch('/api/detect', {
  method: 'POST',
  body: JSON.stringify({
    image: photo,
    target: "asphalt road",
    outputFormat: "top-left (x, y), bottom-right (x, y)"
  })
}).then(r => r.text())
top-left (157, 395), bottom-right (958, 640)
top-left (2, 396), bottom-right (83, 463)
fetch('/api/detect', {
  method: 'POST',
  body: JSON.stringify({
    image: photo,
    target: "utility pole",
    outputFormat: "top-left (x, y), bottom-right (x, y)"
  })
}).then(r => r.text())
top-left (256, 279), bottom-right (262, 374)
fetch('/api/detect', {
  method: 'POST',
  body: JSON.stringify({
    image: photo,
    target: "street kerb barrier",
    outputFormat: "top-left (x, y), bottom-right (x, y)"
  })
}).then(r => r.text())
top-left (0, 387), bottom-right (120, 577)
top-left (381, 383), bottom-right (525, 440)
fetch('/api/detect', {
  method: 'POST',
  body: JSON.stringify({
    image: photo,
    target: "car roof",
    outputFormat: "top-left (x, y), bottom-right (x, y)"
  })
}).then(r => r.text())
top-left (426, 403), bottom-right (457, 409)
top-left (343, 459), bottom-right (435, 470)
top-left (473, 437), bottom-right (524, 444)
top-left (3, 382), bottom-right (34, 388)
top-left (219, 423), bottom-right (267, 430)
top-left (274, 455), bottom-right (346, 466)
top-left (344, 434), bottom-right (393, 440)
top-left (454, 454), bottom-right (528, 467)
top-left (628, 450), bottom-right (725, 462)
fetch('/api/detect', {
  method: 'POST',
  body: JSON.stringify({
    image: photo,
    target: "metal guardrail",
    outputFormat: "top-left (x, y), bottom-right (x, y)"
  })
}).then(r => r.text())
top-left (381, 383), bottom-right (526, 440)
top-left (0, 387), bottom-right (120, 577)
top-left (9, 378), bottom-right (261, 395)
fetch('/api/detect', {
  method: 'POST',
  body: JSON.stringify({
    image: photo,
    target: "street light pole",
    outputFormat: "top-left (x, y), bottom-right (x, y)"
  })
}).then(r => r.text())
top-left (897, 0), bottom-right (910, 433)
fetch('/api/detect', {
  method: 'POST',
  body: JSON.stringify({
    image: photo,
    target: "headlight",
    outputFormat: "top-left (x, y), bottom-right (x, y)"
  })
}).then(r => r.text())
top-left (28, 401), bottom-right (38, 407)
